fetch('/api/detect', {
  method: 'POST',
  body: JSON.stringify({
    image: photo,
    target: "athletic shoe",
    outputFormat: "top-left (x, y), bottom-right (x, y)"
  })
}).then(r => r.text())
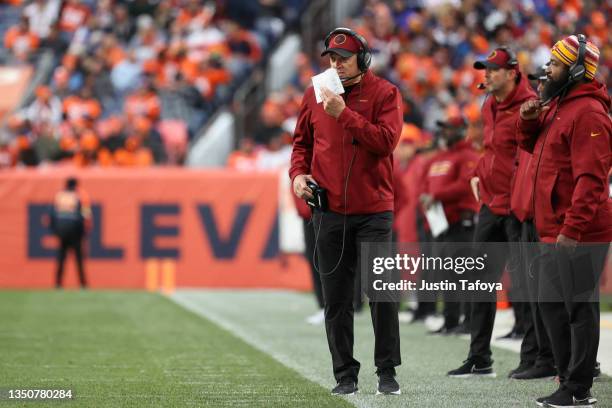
top-left (447, 359), bottom-right (496, 378)
top-left (450, 322), bottom-right (470, 335)
top-left (536, 387), bottom-right (596, 407)
top-left (331, 377), bottom-right (358, 395)
top-left (508, 361), bottom-right (533, 378)
top-left (376, 368), bottom-right (401, 395)
top-left (512, 365), bottom-right (556, 380)
top-left (428, 325), bottom-right (458, 335)
top-left (306, 309), bottom-right (325, 325)
top-left (536, 387), bottom-right (569, 407)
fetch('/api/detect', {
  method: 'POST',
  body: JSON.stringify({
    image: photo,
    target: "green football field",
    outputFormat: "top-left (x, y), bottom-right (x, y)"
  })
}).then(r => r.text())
top-left (0, 290), bottom-right (610, 408)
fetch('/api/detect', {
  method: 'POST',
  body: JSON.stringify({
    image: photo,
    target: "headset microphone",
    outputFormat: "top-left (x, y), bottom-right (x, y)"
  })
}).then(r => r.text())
top-left (339, 72), bottom-right (363, 83)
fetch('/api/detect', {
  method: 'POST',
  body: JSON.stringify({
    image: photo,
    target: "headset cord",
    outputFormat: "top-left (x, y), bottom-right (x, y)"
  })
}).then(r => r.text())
top-left (312, 143), bottom-right (357, 277)
top-left (312, 81), bottom-right (362, 277)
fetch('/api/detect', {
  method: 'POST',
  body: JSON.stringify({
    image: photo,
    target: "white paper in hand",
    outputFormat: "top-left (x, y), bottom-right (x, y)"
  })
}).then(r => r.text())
top-left (312, 68), bottom-right (345, 103)
top-left (425, 202), bottom-right (449, 238)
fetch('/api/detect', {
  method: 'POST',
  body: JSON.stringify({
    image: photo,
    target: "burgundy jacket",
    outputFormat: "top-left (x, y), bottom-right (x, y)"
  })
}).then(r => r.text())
top-left (475, 74), bottom-right (536, 215)
top-left (517, 80), bottom-right (612, 243)
top-left (289, 70), bottom-right (403, 214)
top-left (510, 148), bottom-right (534, 223)
top-left (424, 140), bottom-right (480, 225)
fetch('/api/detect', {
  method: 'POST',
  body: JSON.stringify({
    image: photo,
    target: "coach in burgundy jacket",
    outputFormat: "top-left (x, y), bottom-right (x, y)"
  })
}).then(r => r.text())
top-left (289, 69), bottom-right (402, 214)
top-left (474, 71), bottom-right (536, 215)
top-left (516, 35), bottom-right (611, 406)
top-left (289, 29), bottom-right (403, 395)
top-left (517, 80), bottom-right (612, 243)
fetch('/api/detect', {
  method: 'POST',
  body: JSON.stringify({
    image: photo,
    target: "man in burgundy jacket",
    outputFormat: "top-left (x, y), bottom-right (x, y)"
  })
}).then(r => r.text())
top-left (290, 28), bottom-right (402, 396)
top-left (506, 66), bottom-right (556, 381)
top-left (447, 48), bottom-right (536, 378)
top-left (517, 35), bottom-right (611, 407)
top-left (420, 117), bottom-right (479, 334)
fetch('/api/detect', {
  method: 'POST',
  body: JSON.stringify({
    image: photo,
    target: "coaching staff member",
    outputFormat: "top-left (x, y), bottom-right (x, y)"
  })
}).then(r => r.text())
top-left (518, 34), bottom-right (611, 407)
top-left (447, 48), bottom-right (536, 378)
top-left (420, 116), bottom-right (479, 335)
top-left (290, 28), bottom-right (402, 396)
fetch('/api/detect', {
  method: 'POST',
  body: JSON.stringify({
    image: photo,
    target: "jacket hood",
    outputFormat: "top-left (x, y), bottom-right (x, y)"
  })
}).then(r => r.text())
top-left (561, 80), bottom-right (611, 112)
top-left (498, 72), bottom-right (536, 110)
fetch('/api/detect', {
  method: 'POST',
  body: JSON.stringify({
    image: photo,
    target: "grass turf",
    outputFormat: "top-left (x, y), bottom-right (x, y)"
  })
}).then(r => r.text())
top-left (0, 291), bottom-right (353, 408)
top-left (171, 290), bottom-right (612, 408)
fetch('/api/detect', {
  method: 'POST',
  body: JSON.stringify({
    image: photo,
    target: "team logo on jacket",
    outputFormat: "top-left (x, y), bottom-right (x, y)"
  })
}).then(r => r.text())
top-left (429, 161), bottom-right (452, 176)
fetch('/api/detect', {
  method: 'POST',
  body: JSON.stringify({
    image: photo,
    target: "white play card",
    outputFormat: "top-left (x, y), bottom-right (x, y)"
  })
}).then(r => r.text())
top-left (425, 202), bottom-right (449, 238)
top-left (311, 68), bottom-right (345, 103)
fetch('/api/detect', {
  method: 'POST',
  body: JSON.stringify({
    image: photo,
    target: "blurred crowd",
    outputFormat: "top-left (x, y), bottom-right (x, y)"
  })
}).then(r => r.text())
top-left (228, 0), bottom-right (610, 171)
top-left (1, 0), bottom-right (305, 168)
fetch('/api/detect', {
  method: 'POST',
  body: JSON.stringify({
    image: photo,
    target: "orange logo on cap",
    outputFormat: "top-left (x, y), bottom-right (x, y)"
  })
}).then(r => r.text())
top-left (334, 34), bottom-right (347, 45)
top-left (488, 50), bottom-right (497, 60)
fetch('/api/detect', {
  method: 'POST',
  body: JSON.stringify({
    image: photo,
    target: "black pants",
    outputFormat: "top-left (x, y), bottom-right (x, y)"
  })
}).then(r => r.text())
top-left (313, 210), bottom-right (401, 382)
top-left (434, 222), bottom-right (474, 328)
top-left (414, 211), bottom-right (436, 317)
top-left (303, 218), bottom-right (324, 309)
top-left (518, 221), bottom-right (554, 368)
top-left (538, 244), bottom-right (608, 396)
top-left (468, 205), bottom-right (521, 363)
top-left (56, 233), bottom-right (87, 288)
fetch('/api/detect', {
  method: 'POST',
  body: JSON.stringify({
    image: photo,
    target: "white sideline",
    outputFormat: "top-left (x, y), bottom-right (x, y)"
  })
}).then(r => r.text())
top-left (169, 291), bottom-right (362, 407)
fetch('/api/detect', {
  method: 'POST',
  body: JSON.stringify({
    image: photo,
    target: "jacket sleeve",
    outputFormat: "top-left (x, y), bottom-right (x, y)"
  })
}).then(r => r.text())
top-left (516, 100), bottom-right (551, 153)
top-left (432, 153), bottom-right (478, 203)
top-left (560, 111), bottom-right (612, 241)
top-left (336, 86), bottom-right (402, 156)
top-left (289, 90), bottom-right (314, 182)
top-left (516, 118), bottom-right (541, 153)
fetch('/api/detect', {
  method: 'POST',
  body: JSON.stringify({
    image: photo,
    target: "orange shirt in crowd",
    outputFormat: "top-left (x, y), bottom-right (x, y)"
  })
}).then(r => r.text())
top-left (59, 2), bottom-right (90, 33)
top-left (175, 7), bottom-right (214, 31)
top-left (104, 45), bottom-right (126, 68)
top-left (4, 26), bottom-right (39, 58)
top-left (62, 96), bottom-right (102, 123)
top-left (124, 92), bottom-right (161, 122)
top-left (193, 68), bottom-right (231, 99)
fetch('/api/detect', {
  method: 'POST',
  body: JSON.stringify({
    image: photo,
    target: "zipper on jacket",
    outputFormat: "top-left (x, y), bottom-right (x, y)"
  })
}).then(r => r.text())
top-left (530, 104), bottom-right (561, 231)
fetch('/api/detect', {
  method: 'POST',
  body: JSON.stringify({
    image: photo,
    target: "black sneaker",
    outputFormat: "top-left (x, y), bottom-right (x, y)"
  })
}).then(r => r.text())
top-left (450, 322), bottom-right (470, 335)
top-left (376, 368), bottom-right (401, 395)
top-left (536, 387), bottom-right (596, 407)
top-left (536, 387), bottom-right (568, 407)
top-left (428, 325), bottom-right (458, 335)
top-left (331, 377), bottom-right (358, 395)
top-left (508, 361), bottom-right (534, 378)
top-left (447, 359), bottom-right (496, 378)
top-left (512, 365), bottom-right (556, 380)
top-left (543, 392), bottom-right (595, 407)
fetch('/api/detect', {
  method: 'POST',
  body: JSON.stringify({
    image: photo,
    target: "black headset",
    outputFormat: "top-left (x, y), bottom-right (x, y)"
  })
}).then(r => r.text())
top-left (569, 34), bottom-right (587, 82)
top-left (323, 27), bottom-right (372, 72)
